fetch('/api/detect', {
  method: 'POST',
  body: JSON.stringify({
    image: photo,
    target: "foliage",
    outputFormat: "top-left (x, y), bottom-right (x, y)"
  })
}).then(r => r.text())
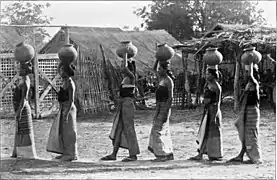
top-left (134, 0), bottom-right (266, 41)
top-left (1, 1), bottom-right (53, 47)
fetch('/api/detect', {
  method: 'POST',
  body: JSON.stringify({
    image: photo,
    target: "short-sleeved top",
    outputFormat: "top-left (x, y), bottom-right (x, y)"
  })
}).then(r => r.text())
top-left (204, 86), bottom-right (217, 104)
top-left (246, 90), bottom-right (259, 106)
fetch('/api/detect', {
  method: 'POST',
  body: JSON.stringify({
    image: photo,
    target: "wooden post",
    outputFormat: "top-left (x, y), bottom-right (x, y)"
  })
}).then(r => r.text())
top-left (233, 55), bottom-right (241, 111)
top-left (64, 27), bottom-right (70, 44)
top-left (33, 28), bottom-right (40, 118)
top-left (181, 49), bottom-right (186, 108)
top-left (183, 51), bottom-right (192, 108)
top-left (195, 54), bottom-right (202, 105)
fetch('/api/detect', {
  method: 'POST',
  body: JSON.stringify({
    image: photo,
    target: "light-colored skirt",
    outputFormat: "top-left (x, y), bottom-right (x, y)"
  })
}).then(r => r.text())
top-left (109, 97), bottom-right (140, 155)
top-left (13, 100), bottom-right (37, 159)
top-left (47, 101), bottom-right (78, 156)
top-left (148, 101), bottom-right (173, 157)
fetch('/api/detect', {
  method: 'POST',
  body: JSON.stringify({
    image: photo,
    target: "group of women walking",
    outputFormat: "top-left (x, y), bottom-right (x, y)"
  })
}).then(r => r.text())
top-left (11, 42), bottom-right (263, 165)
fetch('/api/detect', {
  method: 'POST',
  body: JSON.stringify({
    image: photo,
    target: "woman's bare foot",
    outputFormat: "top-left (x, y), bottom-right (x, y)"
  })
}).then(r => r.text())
top-left (100, 154), bottom-right (116, 161)
top-left (228, 156), bottom-right (243, 162)
top-left (189, 154), bottom-right (203, 161)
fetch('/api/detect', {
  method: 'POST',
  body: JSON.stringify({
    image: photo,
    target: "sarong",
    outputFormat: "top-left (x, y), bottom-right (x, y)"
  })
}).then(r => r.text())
top-left (47, 101), bottom-right (78, 157)
top-left (148, 101), bottom-right (173, 157)
top-left (109, 97), bottom-right (140, 155)
top-left (235, 95), bottom-right (262, 162)
top-left (196, 104), bottom-right (223, 158)
top-left (14, 100), bottom-right (37, 159)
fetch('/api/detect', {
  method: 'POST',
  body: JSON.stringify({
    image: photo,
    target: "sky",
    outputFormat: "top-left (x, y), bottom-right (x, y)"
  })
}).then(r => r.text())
top-left (1, 1), bottom-right (276, 39)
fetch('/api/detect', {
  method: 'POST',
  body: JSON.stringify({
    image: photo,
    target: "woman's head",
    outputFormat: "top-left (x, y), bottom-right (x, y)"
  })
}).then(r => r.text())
top-left (206, 68), bottom-right (219, 81)
top-left (19, 61), bottom-right (33, 76)
top-left (58, 63), bottom-right (75, 78)
top-left (158, 61), bottom-right (175, 80)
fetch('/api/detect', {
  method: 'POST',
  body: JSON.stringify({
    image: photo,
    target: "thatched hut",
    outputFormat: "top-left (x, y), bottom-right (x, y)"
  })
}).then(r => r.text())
top-left (39, 26), bottom-right (195, 114)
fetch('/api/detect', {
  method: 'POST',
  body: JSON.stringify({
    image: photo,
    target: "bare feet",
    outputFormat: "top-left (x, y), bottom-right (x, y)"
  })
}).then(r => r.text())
top-left (189, 154), bottom-right (203, 161)
top-left (60, 155), bottom-right (77, 161)
top-left (100, 154), bottom-right (116, 161)
top-left (122, 155), bottom-right (137, 162)
top-left (228, 156), bottom-right (243, 163)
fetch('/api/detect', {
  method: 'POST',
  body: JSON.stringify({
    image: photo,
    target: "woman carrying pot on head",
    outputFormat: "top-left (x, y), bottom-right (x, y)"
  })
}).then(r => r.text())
top-left (101, 53), bottom-right (140, 162)
top-left (148, 60), bottom-right (175, 162)
top-left (229, 64), bottom-right (262, 164)
top-left (47, 63), bottom-right (78, 161)
top-left (12, 61), bottom-right (38, 159)
top-left (189, 66), bottom-right (223, 161)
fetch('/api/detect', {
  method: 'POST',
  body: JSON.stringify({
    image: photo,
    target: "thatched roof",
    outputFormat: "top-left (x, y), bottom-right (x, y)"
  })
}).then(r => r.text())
top-left (40, 27), bottom-right (195, 75)
top-left (204, 23), bottom-right (276, 41)
top-left (0, 26), bottom-right (22, 53)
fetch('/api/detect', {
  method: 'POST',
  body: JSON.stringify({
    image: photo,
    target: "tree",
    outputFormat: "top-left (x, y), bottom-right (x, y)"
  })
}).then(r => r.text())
top-left (134, 0), bottom-right (266, 41)
top-left (1, 1), bottom-right (53, 48)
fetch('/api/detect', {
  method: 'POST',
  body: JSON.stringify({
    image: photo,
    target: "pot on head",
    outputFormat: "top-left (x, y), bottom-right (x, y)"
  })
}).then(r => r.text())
top-left (155, 43), bottom-right (175, 62)
top-left (241, 47), bottom-right (262, 66)
top-left (58, 44), bottom-right (78, 64)
top-left (14, 42), bottom-right (35, 63)
top-left (203, 47), bottom-right (223, 66)
top-left (116, 41), bottom-right (138, 59)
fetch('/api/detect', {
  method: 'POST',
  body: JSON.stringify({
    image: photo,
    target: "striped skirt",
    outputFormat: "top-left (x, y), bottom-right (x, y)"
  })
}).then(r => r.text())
top-left (13, 101), bottom-right (37, 159)
top-left (47, 101), bottom-right (78, 157)
top-left (109, 97), bottom-right (140, 156)
top-left (197, 104), bottom-right (223, 158)
top-left (235, 105), bottom-right (262, 161)
top-left (148, 101), bottom-right (173, 157)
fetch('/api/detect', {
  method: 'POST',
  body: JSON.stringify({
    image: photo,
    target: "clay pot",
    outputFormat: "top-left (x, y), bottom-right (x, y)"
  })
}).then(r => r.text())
top-left (116, 41), bottom-right (138, 59)
top-left (203, 47), bottom-right (223, 66)
top-left (14, 42), bottom-right (35, 63)
top-left (58, 44), bottom-right (78, 64)
top-left (241, 47), bottom-right (262, 65)
top-left (155, 43), bottom-right (175, 62)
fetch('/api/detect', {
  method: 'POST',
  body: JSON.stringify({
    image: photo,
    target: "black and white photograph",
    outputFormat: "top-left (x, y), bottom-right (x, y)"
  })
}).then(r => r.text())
top-left (0, 0), bottom-right (276, 179)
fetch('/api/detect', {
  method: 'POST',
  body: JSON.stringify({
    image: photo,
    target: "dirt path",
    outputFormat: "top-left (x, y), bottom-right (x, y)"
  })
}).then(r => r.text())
top-left (1, 104), bottom-right (275, 179)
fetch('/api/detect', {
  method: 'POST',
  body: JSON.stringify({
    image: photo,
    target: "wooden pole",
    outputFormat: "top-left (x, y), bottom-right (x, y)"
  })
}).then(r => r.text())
top-left (233, 54), bottom-right (241, 111)
top-left (33, 28), bottom-right (40, 118)
top-left (183, 51), bottom-right (192, 108)
top-left (64, 27), bottom-right (70, 44)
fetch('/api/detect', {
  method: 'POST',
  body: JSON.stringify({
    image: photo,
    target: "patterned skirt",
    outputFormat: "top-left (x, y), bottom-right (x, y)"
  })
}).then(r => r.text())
top-left (13, 101), bottom-right (37, 159)
top-left (197, 104), bottom-right (223, 158)
top-left (109, 97), bottom-right (140, 156)
top-left (235, 105), bottom-right (262, 161)
top-left (47, 101), bottom-right (78, 157)
top-left (148, 101), bottom-right (173, 157)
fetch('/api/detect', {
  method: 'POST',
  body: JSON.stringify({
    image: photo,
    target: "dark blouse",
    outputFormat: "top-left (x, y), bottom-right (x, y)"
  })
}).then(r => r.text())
top-left (204, 86), bottom-right (217, 104)
top-left (13, 87), bottom-right (22, 103)
top-left (58, 87), bottom-right (70, 102)
top-left (119, 84), bottom-right (135, 98)
top-left (246, 90), bottom-right (259, 106)
top-left (156, 85), bottom-right (169, 102)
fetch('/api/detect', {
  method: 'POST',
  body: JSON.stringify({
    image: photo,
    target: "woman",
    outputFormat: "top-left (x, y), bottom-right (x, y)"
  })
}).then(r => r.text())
top-left (229, 64), bottom-right (262, 164)
top-left (47, 63), bottom-right (78, 161)
top-left (190, 67), bottom-right (223, 161)
top-left (101, 53), bottom-right (140, 162)
top-left (12, 61), bottom-right (37, 159)
top-left (148, 60), bottom-right (174, 162)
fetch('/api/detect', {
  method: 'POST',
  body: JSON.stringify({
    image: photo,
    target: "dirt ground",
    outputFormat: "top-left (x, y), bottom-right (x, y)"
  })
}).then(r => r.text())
top-left (1, 102), bottom-right (276, 179)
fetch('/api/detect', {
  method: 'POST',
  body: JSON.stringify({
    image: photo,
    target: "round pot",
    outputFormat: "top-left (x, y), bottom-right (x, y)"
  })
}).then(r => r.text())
top-left (116, 41), bottom-right (138, 59)
top-left (14, 42), bottom-right (35, 63)
top-left (155, 43), bottom-right (175, 62)
top-left (203, 47), bottom-right (223, 66)
top-left (58, 44), bottom-right (78, 64)
top-left (241, 47), bottom-right (262, 65)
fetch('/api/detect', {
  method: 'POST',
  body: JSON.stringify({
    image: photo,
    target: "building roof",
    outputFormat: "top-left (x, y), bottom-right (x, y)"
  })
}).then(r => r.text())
top-left (39, 26), bottom-right (195, 74)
